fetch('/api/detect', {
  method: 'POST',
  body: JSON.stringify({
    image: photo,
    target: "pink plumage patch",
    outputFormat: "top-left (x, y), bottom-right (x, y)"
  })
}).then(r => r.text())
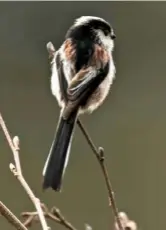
top-left (64, 39), bottom-right (76, 61)
top-left (93, 45), bottom-right (109, 66)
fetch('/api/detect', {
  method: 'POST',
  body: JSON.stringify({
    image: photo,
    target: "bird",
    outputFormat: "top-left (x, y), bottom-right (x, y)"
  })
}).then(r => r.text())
top-left (42, 16), bottom-right (116, 192)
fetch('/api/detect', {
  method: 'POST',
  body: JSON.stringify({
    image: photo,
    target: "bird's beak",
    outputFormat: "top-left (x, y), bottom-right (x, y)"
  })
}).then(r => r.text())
top-left (111, 33), bottom-right (116, 40)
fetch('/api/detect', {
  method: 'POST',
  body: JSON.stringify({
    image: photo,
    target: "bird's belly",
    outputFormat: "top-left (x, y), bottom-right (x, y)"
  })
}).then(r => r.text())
top-left (79, 76), bottom-right (110, 114)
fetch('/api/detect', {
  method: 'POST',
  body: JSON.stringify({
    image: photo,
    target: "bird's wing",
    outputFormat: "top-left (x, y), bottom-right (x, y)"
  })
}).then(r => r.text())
top-left (67, 67), bottom-right (98, 101)
top-left (67, 62), bottom-right (109, 102)
top-left (56, 52), bottom-right (68, 102)
top-left (62, 63), bottom-right (109, 119)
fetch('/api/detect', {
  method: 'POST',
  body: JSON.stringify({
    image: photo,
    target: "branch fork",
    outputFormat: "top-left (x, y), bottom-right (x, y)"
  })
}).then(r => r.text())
top-left (0, 113), bottom-right (50, 230)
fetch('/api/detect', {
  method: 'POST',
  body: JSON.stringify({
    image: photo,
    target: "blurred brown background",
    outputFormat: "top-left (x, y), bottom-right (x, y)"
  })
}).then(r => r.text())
top-left (0, 2), bottom-right (166, 230)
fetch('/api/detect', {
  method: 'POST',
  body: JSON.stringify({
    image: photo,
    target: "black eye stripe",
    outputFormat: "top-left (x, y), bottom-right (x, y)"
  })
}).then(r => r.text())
top-left (104, 29), bottom-right (110, 36)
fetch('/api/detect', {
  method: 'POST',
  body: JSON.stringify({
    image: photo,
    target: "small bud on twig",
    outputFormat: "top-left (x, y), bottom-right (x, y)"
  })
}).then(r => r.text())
top-left (9, 163), bottom-right (17, 176)
top-left (13, 136), bottom-right (20, 150)
top-left (98, 146), bottom-right (105, 161)
top-left (114, 212), bottom-right (138, 230)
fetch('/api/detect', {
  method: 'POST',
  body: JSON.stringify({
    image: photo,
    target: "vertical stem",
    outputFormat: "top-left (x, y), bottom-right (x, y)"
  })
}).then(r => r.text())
top-left (77, 119), bottom-right (123, 230)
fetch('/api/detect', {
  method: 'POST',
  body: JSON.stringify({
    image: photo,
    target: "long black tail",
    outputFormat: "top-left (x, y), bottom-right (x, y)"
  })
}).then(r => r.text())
top-left (43, 111), bottom-right (77, 191)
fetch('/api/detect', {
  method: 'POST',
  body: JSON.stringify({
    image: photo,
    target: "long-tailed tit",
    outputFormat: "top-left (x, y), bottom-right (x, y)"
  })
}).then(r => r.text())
top-left (42, 16), bottom-right (116, 191)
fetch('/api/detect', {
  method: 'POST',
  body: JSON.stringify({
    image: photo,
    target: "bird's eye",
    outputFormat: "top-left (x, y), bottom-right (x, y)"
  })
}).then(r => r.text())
top-left (104, 30), bottom-right (110, 36)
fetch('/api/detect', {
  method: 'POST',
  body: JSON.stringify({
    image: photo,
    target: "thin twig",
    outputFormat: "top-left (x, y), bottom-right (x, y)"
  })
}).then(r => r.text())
top-left (22, 215), bottom-right (34, 227)
top-left (21, 204), bottom-right (77, 230)
top-left (0, 112), bottom-right (50, 230)
top-left (51, 207), bottom-right (77, 230)
top-left (77, 119), bottom-right (123, 230)
top-left (0, 201), bottom-right (28, 230)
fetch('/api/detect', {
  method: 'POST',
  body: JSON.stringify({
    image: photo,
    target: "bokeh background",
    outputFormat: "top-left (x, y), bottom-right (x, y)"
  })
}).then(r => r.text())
top-left (0, 2), bottom-right (166, 230)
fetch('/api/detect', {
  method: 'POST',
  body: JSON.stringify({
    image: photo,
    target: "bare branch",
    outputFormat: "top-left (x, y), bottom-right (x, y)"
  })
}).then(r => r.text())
top-left (77, 120), bottom-right (124, 230)
top-left (21, 204), bottom-right (78, 230)
top-left (51, 207), bottom-right (77, 230)
top-left (0, 112), bottom-right (50, 230)
top-left (0, 201), bottom-right (28, 230)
